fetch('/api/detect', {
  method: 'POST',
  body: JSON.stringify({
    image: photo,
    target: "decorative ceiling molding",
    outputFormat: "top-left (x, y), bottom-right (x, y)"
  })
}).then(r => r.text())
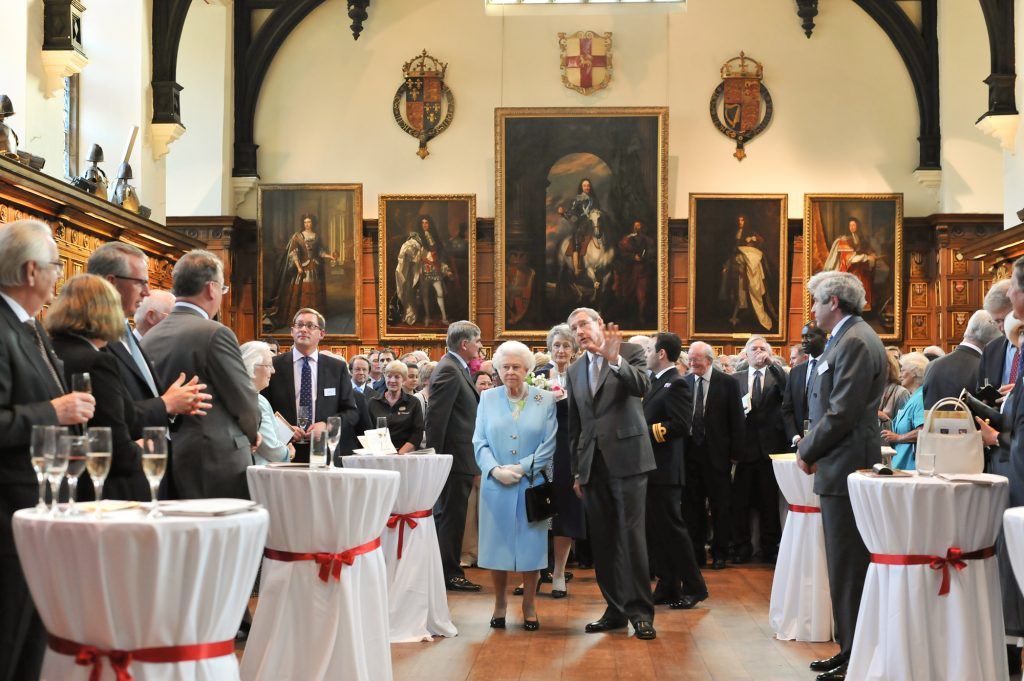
top-left (152, 0), bottom-right (193, 128)
top-left (976, 0), bottom-right (1017, 122)
top-left (794, 0), bottom-right (819, 38)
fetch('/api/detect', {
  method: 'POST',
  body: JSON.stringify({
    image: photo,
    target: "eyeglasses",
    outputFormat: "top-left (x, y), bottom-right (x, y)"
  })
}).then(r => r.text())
top-left (210, 281), bottom-right (229, 294)
top-left (114, 274), bottom-right (150, 289)
top-left (292, 322), bottom-right (321, 330)
top-left (41, 260), bottom-right (64, 279)
top-left (255, 363), bottom-right (274, 368)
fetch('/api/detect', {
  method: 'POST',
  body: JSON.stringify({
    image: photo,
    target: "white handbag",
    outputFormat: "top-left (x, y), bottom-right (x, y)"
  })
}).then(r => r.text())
top-left (916, 397), bottom-right (984, 474)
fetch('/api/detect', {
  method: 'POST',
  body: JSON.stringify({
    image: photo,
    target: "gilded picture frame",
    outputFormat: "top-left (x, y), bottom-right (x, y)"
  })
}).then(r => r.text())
top-left (377, 194), bottom-right (477, 341)
top-left (494, 107), bottom-right (669, 339)
top-left (688, 194), bottom-right (789, 342)
top-left (803, 193), bottom-right (904, 341)
top-left (258, 183), bottom-right (363, 340)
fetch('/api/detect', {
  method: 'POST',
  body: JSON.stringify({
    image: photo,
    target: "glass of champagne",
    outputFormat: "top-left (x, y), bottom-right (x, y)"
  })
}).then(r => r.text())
top-left (297, 405), bottom-right (312, 442)
top-left (142, 427), bottom-right (168, 518)
top-left (86, 427), bottom-right (112, 517)
top-left (71, 372), bottom-right (91, 394)
top-left (48, 436), bottom-right (71, 516)
top-left (326, 416), bottom-right (342, 468)
top-left (62, 434), bottom-right (89, 516)
top-left (31, 425), bottom-right (57, 513)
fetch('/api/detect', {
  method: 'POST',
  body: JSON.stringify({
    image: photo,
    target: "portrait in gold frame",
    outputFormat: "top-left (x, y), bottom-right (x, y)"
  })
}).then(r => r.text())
top-left (494, 107), bottom-right (669, 340)
top-left (688, 194), bottom-right (788, 342)
top-left (803, 193), bottom-right (903, 341)
top-left (377, 194), bottom-right (477, 342)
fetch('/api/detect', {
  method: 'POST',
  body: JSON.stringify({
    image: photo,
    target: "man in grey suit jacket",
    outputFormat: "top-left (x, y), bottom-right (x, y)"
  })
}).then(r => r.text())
top-left (426, 320), bottom-right (482, 591)
top-left (798, 271), bottom-right (888, 681)
top-left (567, 307), bottom-right (657, 640)
top-left (143, 250), bottom-right (260, 500)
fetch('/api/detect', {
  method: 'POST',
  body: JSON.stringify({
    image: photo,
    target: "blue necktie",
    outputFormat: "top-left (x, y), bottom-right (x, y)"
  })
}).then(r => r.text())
top-left (126, 322), bottom-right (158, 397)
top-left (300, 356), bottom-right (313, 417)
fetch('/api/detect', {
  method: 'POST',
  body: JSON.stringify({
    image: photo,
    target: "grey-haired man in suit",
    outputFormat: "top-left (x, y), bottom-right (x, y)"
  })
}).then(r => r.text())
top-left (567, 307), bottom-right (657, 640)
top-left (798, 271), bottom-right (888, 681)
top-left (143, 250), bottom-right (260, 500)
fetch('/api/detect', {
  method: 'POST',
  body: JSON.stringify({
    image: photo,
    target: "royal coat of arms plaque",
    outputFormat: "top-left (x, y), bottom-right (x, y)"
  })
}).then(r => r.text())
top-left (558, 31), bottom-right (613, 95)
top-left (709, 52), bottom-right (773, 160)
top-left (393, 50), bottom-right (455, 159)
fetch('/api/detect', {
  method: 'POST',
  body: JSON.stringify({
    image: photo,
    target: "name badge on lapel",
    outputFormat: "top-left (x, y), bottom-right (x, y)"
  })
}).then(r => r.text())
top-left (324, 388), bottom-right (337, 396)
top-left (398, 406), bottom-right (407, 413)
top-left (817, 361), bottom-right (829, 375)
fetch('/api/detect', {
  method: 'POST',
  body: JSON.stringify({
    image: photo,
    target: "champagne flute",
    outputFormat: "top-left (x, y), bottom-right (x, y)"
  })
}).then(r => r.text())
top-left (86, 427), bottom-right (112, 517)
top-left (376, 416), bottom-right (388, 453)
top-left (326, 416), bottom-right (342, 468)
top-left (71, 372), bottom-right (92, 394)
top-left (62, 434), bottom-right (89, 515)
top-left (49, 436), bottom-right (71, 516)
top-left (297, 405), bottom-right (312, 441)
top-left (142, 427), bottom-right (168, 518)
top-left (31, 425), bottom-right (57, 513)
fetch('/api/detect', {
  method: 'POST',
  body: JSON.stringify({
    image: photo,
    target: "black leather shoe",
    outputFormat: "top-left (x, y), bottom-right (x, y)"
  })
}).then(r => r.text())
top-left (446, 577), bottom-right (482, 592)
top-left (512, 582), bottom-right (540, 596)
top-left (523, 618), bottom-right (540, 631)
top-left (539, 570), bottom-right (553, 583)
top-left (489, 617), bottom-right (506, 629)
top-left (711, 559), bottom-right (728, 570)
top-left (809, 654), bottom-right (846, 672)
top-left (669, 593), bottom-right (708, 610)
top-left (585, 617), bottom-right (628, 633)
top-left (550, 589), bottom-right (567, 599)
top-left (816, 663), bottom-right (847, 680)
top-left (633, 621), bottom-right (657, 640)
top-left (565, 571), bottom-right (574, 582)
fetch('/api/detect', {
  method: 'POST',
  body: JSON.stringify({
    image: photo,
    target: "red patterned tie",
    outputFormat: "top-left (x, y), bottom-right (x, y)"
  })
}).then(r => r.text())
top-left (1011, 349), bottom-right (1022, 385)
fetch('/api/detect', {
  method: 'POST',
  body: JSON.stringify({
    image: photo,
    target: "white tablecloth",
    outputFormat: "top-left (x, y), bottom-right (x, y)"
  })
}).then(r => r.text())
top-left (13, 505), bottom-right (268, 681)
top-left (243, 466), bottom-right (399, 681)
top-left (848, 472), bottom-right (1009, 681)
top-left (343, 454), bottom-right (457, 643)
top-left (768, 457), bottom-right (832, 642)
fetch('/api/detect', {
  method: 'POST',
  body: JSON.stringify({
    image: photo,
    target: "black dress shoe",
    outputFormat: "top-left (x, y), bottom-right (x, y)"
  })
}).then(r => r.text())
top-left (816, 663), bottom-right (847, 680)
top-left (809, 653), bottom-right (847, 672)
top-left (550, 589), bottom-right (567, 599)
top-left (512, 582), bottom-right (541, 596)
top-left (669, 593), bottom-right (708, 610)
top-left (653, 594), bottom-right (677, 605)
top-left (523, 618), bottom-right (540, 631)
top-left (585, 617), bottom-right (628, 633)
top-left (539, 570), bottom-right (553, 583)
top-left (711, 559), bottom-right (728, 570)
top-left (565, 571), bottom-right (574, 582)
top-left (489, 617), bottom-right (506, 629)
top-left (446, 576), bottom-right (482, 592)
top-left (633, 621), bottom-right (657, 640)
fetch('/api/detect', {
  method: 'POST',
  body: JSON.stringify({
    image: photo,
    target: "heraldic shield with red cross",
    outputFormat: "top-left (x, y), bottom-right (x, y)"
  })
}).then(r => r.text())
top-left (393, 50), bottom-right (455, 159)
top-left (558, 31), bottom-right (613, 96)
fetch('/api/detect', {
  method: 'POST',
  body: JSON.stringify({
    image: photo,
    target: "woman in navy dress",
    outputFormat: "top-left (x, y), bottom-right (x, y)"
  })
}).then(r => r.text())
top-left (474, 341), bottom-right (557, 630)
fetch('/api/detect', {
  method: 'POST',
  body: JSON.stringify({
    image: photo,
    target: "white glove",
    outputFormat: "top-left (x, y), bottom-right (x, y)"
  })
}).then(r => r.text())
top-left (491, 466), bottom-right (523, 486)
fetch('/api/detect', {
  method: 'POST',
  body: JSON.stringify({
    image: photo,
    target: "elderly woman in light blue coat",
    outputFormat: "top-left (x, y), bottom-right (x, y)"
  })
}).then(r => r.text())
top-left (474, 340), bottom-right (557, 632)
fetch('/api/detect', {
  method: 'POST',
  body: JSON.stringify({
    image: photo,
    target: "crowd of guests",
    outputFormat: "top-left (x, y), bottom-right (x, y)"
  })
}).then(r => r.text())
top-left (10, 216), bottom-right (1024, 679)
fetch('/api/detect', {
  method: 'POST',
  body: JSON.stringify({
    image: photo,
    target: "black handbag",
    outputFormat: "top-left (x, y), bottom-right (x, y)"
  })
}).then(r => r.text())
top-left (524, 457), bottom-right (557, 523)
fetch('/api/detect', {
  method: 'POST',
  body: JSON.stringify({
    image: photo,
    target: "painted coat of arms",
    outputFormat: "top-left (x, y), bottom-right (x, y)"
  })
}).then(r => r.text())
top-left (558, 31), bottom-right (613, 95)
top-left (393, 50), bottom-right (455, 159)
top-left (710, 52), bottom-right (773, 160)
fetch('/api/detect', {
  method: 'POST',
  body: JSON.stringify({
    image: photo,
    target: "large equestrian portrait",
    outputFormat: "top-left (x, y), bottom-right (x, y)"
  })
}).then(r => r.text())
top-left (494, 107), bottom-right (668, 339)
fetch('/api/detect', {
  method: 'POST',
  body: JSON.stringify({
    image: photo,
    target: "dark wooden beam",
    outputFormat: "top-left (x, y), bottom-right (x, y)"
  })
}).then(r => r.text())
top-left (795, 0), bottom-right (819, 38)
top-left (151, 0), bottom-right (193, 126)
top-left (978, 0), bottom-right (1017, 119)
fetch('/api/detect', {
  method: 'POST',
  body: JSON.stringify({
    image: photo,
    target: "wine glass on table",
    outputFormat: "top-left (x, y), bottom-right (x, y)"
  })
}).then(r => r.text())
top-left (31, 425), bottom-right (57, 513)
top-left (71, 372), bottom-right (91, 395)
top-left (62, 434), bottom-right (90, 516)
top-left (376, 416), bottom-right (388, 453)
top-left (142, 427), bottom-right (168, 518)
top-left (48, 436), bottom-right (71, 516)
top-left (326, 416), bottom-right (342, 468)
top-left (86, 427), bottom-right (112, 517)
top-left (297, 405), bottom-right (312, 442)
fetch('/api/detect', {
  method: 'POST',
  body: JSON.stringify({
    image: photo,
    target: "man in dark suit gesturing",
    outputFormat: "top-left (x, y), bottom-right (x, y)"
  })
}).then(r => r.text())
top-left (782, 321), bottom-right (827, 449)
top-left (731, 335), bottom-right (788, 564)
top-left (683, 342), bottom-right (744, 571)
top-left (643, 332), bottom-right (708, 610)
top-left (143, 250), bottom-right (260, 500)
top-left (0, 220), bottom-right (95, 681)
top-left (426, 320), bottom-right (483, 592)
top-left (567, 307), bottom-right (657, 640)
top-left (798, 271), bottom-right (888, 681)
top-left (262, 307), bottom-right (356, 463)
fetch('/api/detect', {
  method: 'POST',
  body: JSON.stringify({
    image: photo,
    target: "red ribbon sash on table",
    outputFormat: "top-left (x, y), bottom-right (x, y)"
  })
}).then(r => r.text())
top-left (386, 509), bottom-right (432, 560)
top-left (48, 633), bottom-right (234, 681)
top-left (870, 545), bottom-right (996, 596)
top-left (264, 536), bottom-right (381, 582)
top-left (788, 504), bottom-right (821, 513)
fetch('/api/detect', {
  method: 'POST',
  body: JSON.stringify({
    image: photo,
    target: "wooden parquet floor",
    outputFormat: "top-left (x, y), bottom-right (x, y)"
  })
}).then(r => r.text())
top-left (388, 565), bottom-right (838, 681)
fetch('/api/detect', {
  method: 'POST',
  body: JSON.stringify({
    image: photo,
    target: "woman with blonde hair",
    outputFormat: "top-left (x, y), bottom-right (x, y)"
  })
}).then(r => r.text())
top-left (474, 341), bottom-right (557, 630)
top-left (46, 274), bottom-right (148, 500)
top-left (367, 360), bottom-right (423, 454)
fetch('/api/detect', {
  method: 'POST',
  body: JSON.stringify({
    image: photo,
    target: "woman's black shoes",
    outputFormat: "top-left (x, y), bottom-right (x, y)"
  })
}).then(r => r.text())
top-left (512, 582), bottom-right (541, 596)
top-left (490, 616), bottom-right (506, 629)
top-left (550, 589), bottom-right (567, 599)
top-left (523, 618), bottom-right (540, 631)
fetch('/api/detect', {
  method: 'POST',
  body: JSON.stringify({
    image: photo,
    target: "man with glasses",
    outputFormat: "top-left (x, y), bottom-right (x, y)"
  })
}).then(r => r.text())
top-left (143, 250), bottom-right (260, 499)
top-left (0, 219), bottom-right (95, 681)
top-left (88, 243), bottom-right (210, 499)
top-left (262, 308), bottom-right (356, 463)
